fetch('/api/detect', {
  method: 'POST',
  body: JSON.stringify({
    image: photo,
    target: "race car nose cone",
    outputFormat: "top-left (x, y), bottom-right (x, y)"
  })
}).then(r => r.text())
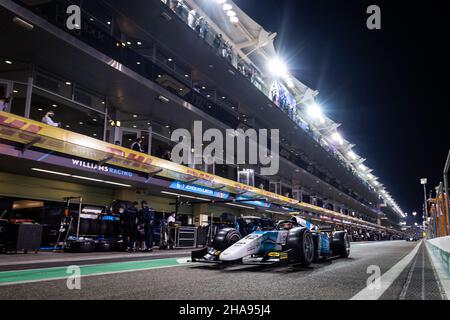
top-left (219, 233), bottom-right (263, 261)
top-left (220, 250), bottom-right (243, 262)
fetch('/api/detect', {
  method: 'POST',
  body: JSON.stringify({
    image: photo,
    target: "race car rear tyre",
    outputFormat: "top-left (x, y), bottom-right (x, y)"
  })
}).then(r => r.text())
top-left (286, 227), bottom-right (314, 266)
top-left (212, 228), bottom-right (242, 251)
top-left (331, 231), bottom-right (351, 258)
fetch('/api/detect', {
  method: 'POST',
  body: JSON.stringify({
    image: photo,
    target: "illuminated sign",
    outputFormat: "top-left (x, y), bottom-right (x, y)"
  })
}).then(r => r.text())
top-left (236, 196), bottom-right (271, 208)
top-left (169, 181), bottom-right (230, 199)
top-left (71, 159), bottom-right (133, 177)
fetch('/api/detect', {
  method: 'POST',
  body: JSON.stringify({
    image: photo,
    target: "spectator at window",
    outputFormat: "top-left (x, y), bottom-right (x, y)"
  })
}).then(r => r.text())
top-left (221, 41), bottom-right (229, 58)
top-left (195, 16), bottom-right (203, 34)
top-left (41, 111), bottom-right (61, 127)
top-left (0, 87), bottom-right (11, 112)
top-left (200, 20), bottom-right (209, 40)
top-left (162, 149), bottom-right (172, 161)
top-left (213, 34), bottom-right (223, 52)
top-left (175, 0), bottom-right (184, 17)
top-left (237, 60), bottom-right (245, 74)
top-left (226, 45), bottom-right (233, 64)
top-left (169, 0), bottom-right (177, 11)
top-left (131, 137), bottom-right (144, 153)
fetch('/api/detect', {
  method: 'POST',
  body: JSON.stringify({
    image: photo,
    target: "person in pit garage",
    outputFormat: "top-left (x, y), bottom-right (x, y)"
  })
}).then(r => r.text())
top-left (131, 137), bottom-right (144, 153)
top-left (125, 202), bottom-right (140, 252)
top-left (167, 212), bottom-right (177, 249)
top-left (41, 111), bottom-right (61, 127)
top-left (139, 201), bottom-right (155, 252)
top-left (167, 212), bottom-right (176, 224)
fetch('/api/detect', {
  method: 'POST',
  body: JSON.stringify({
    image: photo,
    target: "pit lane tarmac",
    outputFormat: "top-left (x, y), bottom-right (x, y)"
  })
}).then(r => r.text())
top-left (0, 241), bottom-right (447, 300)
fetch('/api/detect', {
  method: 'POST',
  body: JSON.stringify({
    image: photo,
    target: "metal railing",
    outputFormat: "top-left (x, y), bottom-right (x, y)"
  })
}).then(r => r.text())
top-left (426, 149), bottom-right (450, 239)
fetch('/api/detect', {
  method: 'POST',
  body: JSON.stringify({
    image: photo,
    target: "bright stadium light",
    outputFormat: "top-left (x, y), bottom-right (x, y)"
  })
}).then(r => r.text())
top-left (331, 132), bottom-right (344, 145)
top-left (230, 16), bottom-right (239, 23)
top-left (218, 0), bottom-right (227, 3)
top-left (306, 103), bottom-right (325, 124)
top-left (223, 3), bottom-right (232, 11)
top-left (348, 151), bottom-right (358, 160)
top-left (331, 132), bottom-right (344, 144)
top-left (227, 10), bottom-right (236, 17)
top-left (267, 58), bottom-right (288, 77)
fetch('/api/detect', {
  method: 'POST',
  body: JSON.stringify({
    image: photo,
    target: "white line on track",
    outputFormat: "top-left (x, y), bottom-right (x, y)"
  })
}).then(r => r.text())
top-left (421, 247), bottom-right (425, 300)
top-left (0, 264), bottom-right (189, 287)
top-left (351, 241), bottom-right (421, 300)
top-left (399, 246), bottom-right (419, 300)
top-left (351, 240), bottom-right (405, 246)
top-left (0, 251), bottom-right (192, 267)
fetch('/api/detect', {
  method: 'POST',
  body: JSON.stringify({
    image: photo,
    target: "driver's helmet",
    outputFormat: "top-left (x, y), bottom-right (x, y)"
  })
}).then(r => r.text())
top-left (280, 221), bottom-right (294, 230)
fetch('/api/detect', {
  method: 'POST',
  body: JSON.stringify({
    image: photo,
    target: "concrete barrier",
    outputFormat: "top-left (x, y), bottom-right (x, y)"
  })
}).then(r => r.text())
top-left (426, 237), bottom-right (450, 299)
top-left (427, 236), bottom-right (450, 278)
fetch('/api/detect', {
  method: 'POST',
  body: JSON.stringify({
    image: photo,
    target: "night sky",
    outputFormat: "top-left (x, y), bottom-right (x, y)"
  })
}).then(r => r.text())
top-left (235, 0), bottom-right (450, 222)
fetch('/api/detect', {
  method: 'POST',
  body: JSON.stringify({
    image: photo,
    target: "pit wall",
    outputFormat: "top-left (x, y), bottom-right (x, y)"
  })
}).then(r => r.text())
top-left (427, 236), bottom-right (450, 278)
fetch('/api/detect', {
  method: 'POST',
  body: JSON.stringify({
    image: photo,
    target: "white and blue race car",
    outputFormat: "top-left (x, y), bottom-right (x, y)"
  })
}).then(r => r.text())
top-left (192, 217), bottom-right (350, 266)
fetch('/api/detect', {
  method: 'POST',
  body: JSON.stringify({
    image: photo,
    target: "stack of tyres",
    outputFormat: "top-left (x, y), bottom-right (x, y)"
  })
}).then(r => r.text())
top-left (113, 220), bottom-right (124, 239)
top-left (64, 240), bottom-right (95, 253)
top-left (95, 240), bottom-right (112, 252)
top-left (98, 220), bottom-right (113, 237)
top-left (89, 220), bottom-right (99, 236)
top-left (78, 218), bottom-right (90, 236)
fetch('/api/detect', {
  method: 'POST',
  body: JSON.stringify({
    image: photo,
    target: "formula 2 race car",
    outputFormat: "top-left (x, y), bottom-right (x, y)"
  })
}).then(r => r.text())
top-left (192, 218), bottom-right (350, 266)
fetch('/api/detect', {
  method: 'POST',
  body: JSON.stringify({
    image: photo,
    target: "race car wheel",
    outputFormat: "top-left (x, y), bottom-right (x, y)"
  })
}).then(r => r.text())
top-left (312, 233), bottom-right (322, 263)
top-left (331, 231), bottom-right (351, 258)
top-left (286, 227), bottom-right (314, 266)
top-left (212, 228), bottom-right (242, 251)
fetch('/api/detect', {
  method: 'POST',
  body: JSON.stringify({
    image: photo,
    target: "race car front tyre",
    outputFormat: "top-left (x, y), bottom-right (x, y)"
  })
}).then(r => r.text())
top-left (331, 231), bottom-right (351, 258)
top-left (212, 228), bottom-right (242, 251)
top-left (312, 233), bottom-right (322, 263)
top-left (286, 227), bottom-right (314, 266)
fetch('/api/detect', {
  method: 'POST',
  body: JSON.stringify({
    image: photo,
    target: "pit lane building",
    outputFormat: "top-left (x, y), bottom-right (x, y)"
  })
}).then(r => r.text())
top-left (0, 0), bottom-right (405, 244)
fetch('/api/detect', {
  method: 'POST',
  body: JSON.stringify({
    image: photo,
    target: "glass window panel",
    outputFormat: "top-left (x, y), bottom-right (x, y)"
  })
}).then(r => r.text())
top-left (9, 83), bottom-right (27, 116)
top-left (74, 86), bottom-right (105, 113)
top-left (29, 92), bottom-right (105, 141)
top-left (35, 71), bottom-right (72, 99)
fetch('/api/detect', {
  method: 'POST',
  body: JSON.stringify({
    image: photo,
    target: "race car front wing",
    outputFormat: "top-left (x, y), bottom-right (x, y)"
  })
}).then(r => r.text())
top-left (191, 247), bottom-right (292, 265)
